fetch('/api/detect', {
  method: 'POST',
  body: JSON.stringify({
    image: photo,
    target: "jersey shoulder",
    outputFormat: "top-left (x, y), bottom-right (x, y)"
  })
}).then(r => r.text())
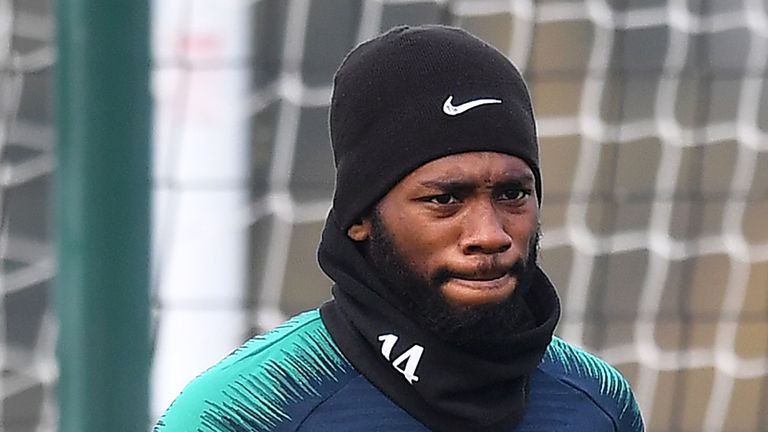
top-left (536, 337), bottom-right (644, 431)
top-left (154, 309), bottom-right (357, 432)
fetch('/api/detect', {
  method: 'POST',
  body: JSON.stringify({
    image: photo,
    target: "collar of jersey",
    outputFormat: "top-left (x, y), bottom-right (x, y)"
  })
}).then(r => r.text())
top-left (317, 210), bottom-right (561, 432)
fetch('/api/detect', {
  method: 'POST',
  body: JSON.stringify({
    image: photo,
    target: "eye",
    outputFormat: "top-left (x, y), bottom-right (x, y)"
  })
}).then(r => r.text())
top-left (499, 189), bottom-right (531, 201)
top-left (428, 194), bottom-right (460, 205)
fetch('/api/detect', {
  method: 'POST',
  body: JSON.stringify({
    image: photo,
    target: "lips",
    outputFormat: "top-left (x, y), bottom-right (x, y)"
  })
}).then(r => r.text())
top-left (453, 271), bottom-right (509, 282)
top-left (441, 273), bottom-right (516, 306)
top-left (436, 263), bottom-right (522, 306)
top-left (451, 273), bottom-right (511, 288)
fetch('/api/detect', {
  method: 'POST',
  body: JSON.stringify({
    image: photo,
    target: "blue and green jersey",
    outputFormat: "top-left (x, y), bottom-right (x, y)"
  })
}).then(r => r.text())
top-left (155, 310), bottom-right (643, 431)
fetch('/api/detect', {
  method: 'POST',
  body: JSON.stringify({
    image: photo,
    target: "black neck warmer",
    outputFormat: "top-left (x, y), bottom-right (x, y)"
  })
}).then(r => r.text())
top-left (318, 211), bottom-right (561, 431)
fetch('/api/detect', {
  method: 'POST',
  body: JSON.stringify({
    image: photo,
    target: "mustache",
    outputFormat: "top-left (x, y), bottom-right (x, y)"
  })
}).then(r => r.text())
top-left (432, 258), bottom-right (527, 284)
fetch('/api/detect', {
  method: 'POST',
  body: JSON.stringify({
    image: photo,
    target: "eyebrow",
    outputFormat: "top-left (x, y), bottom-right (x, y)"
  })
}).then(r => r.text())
top-left (418, 173), bottom-right (535, 191)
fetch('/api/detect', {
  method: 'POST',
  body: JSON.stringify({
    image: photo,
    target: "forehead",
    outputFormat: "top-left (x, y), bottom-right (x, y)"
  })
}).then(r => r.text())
top-left (397, 151), bottom-right (534, 186)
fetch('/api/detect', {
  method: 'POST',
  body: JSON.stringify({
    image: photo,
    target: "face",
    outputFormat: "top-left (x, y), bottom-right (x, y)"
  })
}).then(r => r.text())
top-left (347, 152), bottom-right (541, 345)
top-left (349, 151), bottom-right (539, 307)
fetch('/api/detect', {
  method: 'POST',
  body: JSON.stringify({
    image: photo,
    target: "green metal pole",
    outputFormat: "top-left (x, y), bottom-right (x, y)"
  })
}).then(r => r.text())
top-left (55, 1), bottom-right (151, 431)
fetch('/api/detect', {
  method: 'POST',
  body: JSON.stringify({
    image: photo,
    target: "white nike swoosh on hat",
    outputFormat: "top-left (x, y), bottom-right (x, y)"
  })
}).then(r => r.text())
top-left (442, 95), bottom-right (502, 116)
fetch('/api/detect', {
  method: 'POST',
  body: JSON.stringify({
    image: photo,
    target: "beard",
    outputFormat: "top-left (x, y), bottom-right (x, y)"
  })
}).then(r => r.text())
top-left (366, 210), bottom-right (541, 351)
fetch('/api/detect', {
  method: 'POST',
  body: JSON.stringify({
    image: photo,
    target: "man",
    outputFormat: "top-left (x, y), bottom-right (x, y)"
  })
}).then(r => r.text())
top-left (155, 25), bottom-right (644, 431)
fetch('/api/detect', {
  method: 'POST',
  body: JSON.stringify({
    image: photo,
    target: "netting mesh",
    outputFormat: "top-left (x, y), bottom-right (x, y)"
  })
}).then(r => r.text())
top-left (2, 0), bottom-right (767, 431)
top-left (232, 1), bottom-right (768, 430)
top-left (0, 0), bottom-right (56, 430)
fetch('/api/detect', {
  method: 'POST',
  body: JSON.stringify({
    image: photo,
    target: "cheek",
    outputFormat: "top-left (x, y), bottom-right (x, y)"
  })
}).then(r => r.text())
top-left (390, 220), bottom-right (456, 273)
top-left (499, 209), bottom-right (538, 248)
top-left (419, 232), bottom-right (464, 277)
top-left (515, 215), bottom-right (539, 252)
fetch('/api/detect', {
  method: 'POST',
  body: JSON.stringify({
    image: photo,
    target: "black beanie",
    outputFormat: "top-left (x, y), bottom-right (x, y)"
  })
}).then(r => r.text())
top-left (329, 25), bottom-right (541, 230)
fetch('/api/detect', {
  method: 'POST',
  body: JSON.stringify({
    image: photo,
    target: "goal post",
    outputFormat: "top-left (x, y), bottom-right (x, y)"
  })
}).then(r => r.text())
top-left (54, 0), bottom-right (151, 431)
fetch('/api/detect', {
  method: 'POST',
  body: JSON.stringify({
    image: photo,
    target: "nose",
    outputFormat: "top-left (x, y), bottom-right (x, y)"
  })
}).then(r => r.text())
top-left (460, 201), bottom-right (512, 255)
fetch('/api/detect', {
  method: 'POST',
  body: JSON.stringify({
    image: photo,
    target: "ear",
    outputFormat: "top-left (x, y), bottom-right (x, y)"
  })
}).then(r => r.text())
top-left (346, 217), bottom-right (372, 241)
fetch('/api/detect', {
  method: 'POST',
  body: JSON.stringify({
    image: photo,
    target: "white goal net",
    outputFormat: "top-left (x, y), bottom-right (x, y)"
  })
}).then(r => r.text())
top-left (2, 0), bottom-right (767, 431)
top-left (0, 0), bottom-right (57, 430)
top-left (151, 1), bottom-right (764, 431)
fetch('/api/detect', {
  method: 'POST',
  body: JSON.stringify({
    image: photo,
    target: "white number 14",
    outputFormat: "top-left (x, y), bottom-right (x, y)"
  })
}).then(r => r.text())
top-left (377, 334), bottom-right (424, 385)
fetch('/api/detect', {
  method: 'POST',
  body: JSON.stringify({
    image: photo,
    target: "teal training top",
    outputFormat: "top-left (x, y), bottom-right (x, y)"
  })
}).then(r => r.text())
top-left (155, 310), bottom-right (644, 431)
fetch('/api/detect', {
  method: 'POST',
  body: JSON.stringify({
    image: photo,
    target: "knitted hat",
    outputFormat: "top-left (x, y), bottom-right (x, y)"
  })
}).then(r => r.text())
top-left (329, 25), bottom-right (541, 230)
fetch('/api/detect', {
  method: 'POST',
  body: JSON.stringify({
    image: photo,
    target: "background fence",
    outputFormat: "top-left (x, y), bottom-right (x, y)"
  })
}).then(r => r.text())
top-left (2, 0), bottom-right (767, 431)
